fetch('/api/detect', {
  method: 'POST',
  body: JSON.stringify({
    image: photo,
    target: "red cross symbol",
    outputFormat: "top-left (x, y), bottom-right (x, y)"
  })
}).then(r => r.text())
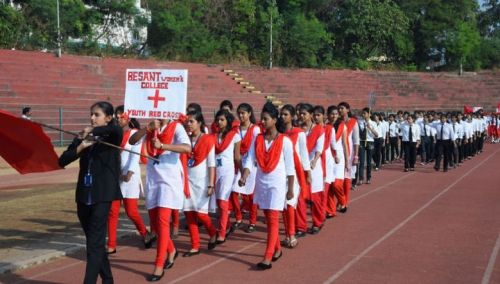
top-left (147, 89), bottom-right (165, 108)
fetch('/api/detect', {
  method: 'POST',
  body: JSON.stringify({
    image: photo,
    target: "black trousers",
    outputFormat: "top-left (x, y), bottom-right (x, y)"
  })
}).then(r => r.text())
top-left (77, 201), bottom-right (113, 284)
top-left (403, 141), bottom-right (417, 169)
top-left (373, 138), bottom-right (383, 168)
top-left (359, 141), bottom-right (373, 181)
top-left (435, 140), bottom-right (452, 171)
top-left (389, 137), bottom-right (399, 161)
top-left (420, 136), bottom-right (431, 163)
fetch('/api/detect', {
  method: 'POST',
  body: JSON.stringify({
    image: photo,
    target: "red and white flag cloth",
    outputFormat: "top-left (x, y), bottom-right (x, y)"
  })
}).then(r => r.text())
top-left (0, 110), bottom-right (61, 174)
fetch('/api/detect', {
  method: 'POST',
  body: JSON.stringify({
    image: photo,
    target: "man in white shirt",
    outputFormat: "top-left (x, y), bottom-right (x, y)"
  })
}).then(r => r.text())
top-left (401, 115), bottom-right (421, 171)
top-left (357, 107), bottom-right (378, 185)
top-left (21, 106), bottom-right (32, 120)
top-left (418, 114), bottom-right (432, 164)
top-left (372, 113), bottom-right (384, 171)
top-left (450, 114), bottom-right (464, 167)
top-left (433, 114), bottom-right (455, 172)
top-left (387, 114), bottom-right (399, 162)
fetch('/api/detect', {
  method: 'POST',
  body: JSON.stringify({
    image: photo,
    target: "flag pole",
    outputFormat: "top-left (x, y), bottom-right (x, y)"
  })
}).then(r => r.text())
top-left (33, 121), bottom-right (160, 163)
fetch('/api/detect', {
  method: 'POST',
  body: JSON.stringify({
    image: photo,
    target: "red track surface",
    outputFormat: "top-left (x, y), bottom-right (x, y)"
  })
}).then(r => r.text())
top-left (1, 145), bottom-right (499, 284)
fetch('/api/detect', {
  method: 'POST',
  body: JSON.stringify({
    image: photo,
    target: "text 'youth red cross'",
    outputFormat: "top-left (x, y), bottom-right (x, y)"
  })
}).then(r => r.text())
top-left (148, 89), bottom-right (165, 108)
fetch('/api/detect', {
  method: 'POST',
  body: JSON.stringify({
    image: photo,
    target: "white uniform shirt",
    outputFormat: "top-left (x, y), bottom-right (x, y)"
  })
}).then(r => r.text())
top-left (401, 123), bottom-right (421, 142)
top-left (388, 121), bottom-right (399, 138)
top-left (120, 129), bottom-right (143, 198)
top-left (215, 133), bottom-right (241, 201)
top-left (184, 145), bottom-right (216, 213)
top-left (233, 126), bottom-right (261, 195)
top-left (434, 122), bottom-right (455, 141)
top-left (145, 123), bottom-right (190, 210)
top-left (452, 122), bottom-right (464, 140)
top-left (359, 120), bottom-right (378, 142)
top-left (244, 136), bottom-right (295, 210)
top-left (287, 131), bottom-right (311, 208)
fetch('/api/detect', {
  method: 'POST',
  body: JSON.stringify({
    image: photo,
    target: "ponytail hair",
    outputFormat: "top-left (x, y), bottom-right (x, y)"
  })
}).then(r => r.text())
top-left (215, 109), bottom-right (234, 134)
top-left (187, 110), bottom-right (207, 133)
top-left (261, 102), bottom-right (285, 133)
top-left (92, 101), bottom-right (117, 125)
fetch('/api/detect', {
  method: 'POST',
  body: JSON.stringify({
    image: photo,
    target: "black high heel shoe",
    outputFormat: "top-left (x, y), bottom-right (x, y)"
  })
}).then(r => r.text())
top-left (256, 262), bottom-right (272, 270)
top-left (208, 241), bottom-right (217, 250)
top-left (147, 271), bottom-right (164, 282)
top-left (271, 251), bottom-right (282, 262)
top-left (164, 251), bottom-right (179, 269)
top-left (144, 231), bottom-right (157, 249)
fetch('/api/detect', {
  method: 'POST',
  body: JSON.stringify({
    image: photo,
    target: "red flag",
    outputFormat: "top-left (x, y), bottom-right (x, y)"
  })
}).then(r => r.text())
top-left (0, 110), bottom-right (61, 174)
top-left (463, 105), bottom-right (473, 115)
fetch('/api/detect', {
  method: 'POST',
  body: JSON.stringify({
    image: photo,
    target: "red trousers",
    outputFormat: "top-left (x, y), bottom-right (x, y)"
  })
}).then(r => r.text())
top-left (296, 191), bottom-right (324, 231)
top-left (282, 205), bottom-right (296, 237)
top-left (107, 199), bottom-right (147, 249)
top-left (171, 209), bottom-right (179, 229)
top-left (326, 179), bottom-right (345, 215)
top-left (323, 182), bottom-right (332, 216)
top-left (184, 211), bottom-right (217, 250)
top-left (217, 199), bottom-right (230, 238)
top-left (263, 210), bottom-right (281, 260)
top-left (230, 192), bottom-right (257, 225)
top-left (343, 178), bottom-right (352, 205)
top-left (310, 191), bottom-right (325, 227)
top-left (295, 195), bottom-right (308, 232)
top-left (148, 207), bottom-right (175, 268)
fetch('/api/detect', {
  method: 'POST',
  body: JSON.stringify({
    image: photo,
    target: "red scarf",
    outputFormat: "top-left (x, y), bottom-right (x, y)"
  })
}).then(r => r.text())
top-left (321, 124), bottom-right (333, 178)
top-left (189, 134), bottom-right (215, 167)
top-left (145, 121), bottom-right (179, 157)
top-left (306, 124), bottom-right (325, 153)
top-left (211, 120), bottom-right (240, 134)
top-left (335, 122), bottom-right (345, 142)
top-left (240, 124), bottom-right (256, 155)
top-left (215, 130), bottom-right (238, 154)
top-left (121, 129), bottom-right (132, 149)
top-left (285, 127), bottom-right (310, 200)
top-left (345, 118), bottom-right (357, 156)
top-left (255, 133), bottom-right (285, 174)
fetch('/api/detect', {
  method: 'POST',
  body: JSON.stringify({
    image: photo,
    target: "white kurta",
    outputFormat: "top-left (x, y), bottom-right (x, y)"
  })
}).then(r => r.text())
top-left (345, 120), bottom-right (359, 179)
top-left (287, 132), bottom-right (311, 208)
top-left (324, 127), bottom-right (337, 184)
top-left (308, 132), bottom-right (325, 193)
top-left (145, 123), bottom-right (190, 210)
top-left (215, 134), bottom-right (241, 201)
top-left (245, 136), bottom-right (295, 211)
top-left (184, 147), bottom-right (216, 214)
top-left (120, 129), bottom-right (143, 198)
top-left (232, 126), bottom-right (261, 195)
top-left (332, 125), bottom-right (345, 180)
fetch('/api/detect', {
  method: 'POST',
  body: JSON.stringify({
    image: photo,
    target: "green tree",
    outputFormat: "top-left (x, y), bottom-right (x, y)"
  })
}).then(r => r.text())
top-left (332, 0), bottom-right (412, 67)
top-left (0, 4), bottom-right (25, 49)
top-left (446, 22), bottom-right (480, 74)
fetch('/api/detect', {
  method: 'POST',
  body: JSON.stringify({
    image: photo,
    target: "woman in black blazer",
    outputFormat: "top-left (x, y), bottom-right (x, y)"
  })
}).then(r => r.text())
top-left (59, 101), bottom-right (123, 284)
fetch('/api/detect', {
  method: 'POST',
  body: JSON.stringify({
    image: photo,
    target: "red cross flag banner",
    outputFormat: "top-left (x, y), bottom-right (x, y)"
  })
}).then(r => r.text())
top-left (124, 69), bottom-right (188, 119)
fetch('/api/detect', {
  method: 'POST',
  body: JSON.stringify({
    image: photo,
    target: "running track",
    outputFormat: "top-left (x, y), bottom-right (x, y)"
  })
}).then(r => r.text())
top-left (1, 146), bottom-right (499, 284)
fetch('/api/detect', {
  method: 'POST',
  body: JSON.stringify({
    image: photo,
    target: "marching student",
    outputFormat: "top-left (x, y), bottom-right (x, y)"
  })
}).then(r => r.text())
top-left (380, 113), bottom-right (389, 165)
top-left (338, 102), bottom-right (359, 210)
top-left (231, 103), bottom-right (261, 233)
top-left (463, 114), bottom-right (474, 159)
top-left (187, 102), bottom-right (209, 134)
top-left (451, 114), bottom-right (464, 167)
top-left (296, 103), bottom-right (324, 235)
top-left (387, 114), bottom-right (399, 162)
top-left (182, 111), bottom-right (218, 256)
top-left (129, 117), bottom-right (191, 282)
top-left (313, 105), bottom-right (337, 223)
top-left (433, 114), bottom-right (455, 172)
top-left (401, 115), bottom-right (420, 172)
top-left (58, 101), bottom-right (123, 284)
top-left (372, 113), bottom-right (384, 170)
top-left (418, 114), bottom-right (432, 165)
top-left (213, 109), bottom-right (241, 243)
top-left (280, 104), bottom-right (311, 248)
top-left (239, 102), bottom-right (295, 270)
top-left (106, 106), bottom-right (155, 255)
top-left (358, 108), bottom-right (378, 185)
top-left (325, 105), bottom-right (348, 216)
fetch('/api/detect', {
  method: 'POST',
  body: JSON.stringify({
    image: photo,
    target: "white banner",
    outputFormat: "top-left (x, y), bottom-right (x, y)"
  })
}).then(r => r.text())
top-left (124, 69), bottom-right (188, 119)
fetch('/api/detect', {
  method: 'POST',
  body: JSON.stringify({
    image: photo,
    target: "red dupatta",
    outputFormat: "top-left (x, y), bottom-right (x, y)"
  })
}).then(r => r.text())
top-left (121, 129), bottom-right (132, 149)
top-left (215, 130), bottom-right (238, 154)
top-left (145, 121), bottom-right (179, 157)
top-left (255, 133), bottom-right (285, 174)
top-left (321, 124), bottom-right (332, 178)
top-left (239, 124), bottom-right (257, 155)
top-left (344, 118), bottom-right (358, 156)
top-left (306, 124), bottom-right (324, 153)
top-left (285, 127), bottom-right (310, 200)
top-left (189, 134), bottom-right (215, 167)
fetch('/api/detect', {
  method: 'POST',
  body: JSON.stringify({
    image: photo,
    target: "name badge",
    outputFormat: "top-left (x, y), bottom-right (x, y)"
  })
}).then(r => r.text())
top-left (83, 173), bottom-right (93, 187)
top-left (216, 158), bottom-right (222, 167)
top-left (188, 158), bottom-right (195, 167)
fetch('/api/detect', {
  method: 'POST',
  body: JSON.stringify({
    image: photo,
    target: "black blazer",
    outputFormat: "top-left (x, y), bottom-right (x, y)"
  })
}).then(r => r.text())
top-left (59, 123), bottom-right (123, 204)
